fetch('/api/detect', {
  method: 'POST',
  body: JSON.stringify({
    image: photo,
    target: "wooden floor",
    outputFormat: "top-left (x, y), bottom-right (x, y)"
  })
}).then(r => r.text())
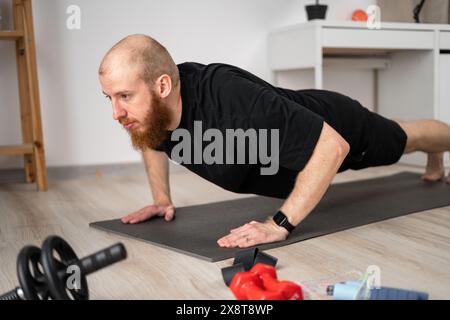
top-left (0, 163), bottom-right (449, 300)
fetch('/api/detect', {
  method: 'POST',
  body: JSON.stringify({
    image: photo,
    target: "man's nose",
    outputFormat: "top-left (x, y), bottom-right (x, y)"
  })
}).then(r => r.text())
top-left (112, 101), bottom-right (126, 121)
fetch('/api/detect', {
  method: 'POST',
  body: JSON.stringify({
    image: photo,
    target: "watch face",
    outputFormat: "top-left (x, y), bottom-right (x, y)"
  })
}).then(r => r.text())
top-left (274, 211), bottom-right (294, 232)
top-left (278, 216), bottom-right (288, 225)
top-left (274, 212), bottom-right (286, 223)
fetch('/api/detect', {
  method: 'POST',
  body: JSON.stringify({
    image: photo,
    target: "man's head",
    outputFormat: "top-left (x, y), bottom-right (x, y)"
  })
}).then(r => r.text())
top-left (99, 34), bottom-right (180, 151)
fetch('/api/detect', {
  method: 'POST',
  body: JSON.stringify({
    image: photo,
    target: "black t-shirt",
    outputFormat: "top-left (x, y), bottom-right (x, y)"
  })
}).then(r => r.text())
top-left (158, 62), bottom-right (364, 199)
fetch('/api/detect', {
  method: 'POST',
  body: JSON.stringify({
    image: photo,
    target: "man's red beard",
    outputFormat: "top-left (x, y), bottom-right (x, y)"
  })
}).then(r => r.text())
top-left (122, 94), bottom-right (172, 151)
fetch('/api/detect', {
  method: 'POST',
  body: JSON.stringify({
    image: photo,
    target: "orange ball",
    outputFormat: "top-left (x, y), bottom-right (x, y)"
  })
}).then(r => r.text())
top-left (352, 9), bottom-right (368, 22)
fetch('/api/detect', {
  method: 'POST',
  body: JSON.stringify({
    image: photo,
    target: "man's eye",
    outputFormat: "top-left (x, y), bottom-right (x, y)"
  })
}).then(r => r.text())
top-left (104, 95), bottom-right (111, 100)
top-left (121, 94), bottom-right (130, 100)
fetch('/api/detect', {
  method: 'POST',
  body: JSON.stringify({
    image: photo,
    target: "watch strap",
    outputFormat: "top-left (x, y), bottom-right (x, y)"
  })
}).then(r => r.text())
top-left (273, 210), bottom-right (295, 233)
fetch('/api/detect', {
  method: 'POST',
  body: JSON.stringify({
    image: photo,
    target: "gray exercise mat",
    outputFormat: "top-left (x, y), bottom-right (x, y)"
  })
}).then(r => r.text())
top-left (90, 172), bottom-right (450, 262)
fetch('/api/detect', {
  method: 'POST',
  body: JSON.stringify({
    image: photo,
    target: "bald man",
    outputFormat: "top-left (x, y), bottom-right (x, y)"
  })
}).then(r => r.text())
top-left (99, 34), bottom-right (450, 249)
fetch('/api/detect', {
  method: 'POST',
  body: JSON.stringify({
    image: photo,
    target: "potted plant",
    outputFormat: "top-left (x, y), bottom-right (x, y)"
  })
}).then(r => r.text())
top-left (305, 0), bottom-right (328, 20)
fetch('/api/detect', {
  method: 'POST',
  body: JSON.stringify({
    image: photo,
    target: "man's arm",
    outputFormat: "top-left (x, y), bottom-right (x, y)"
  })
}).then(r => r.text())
top-left (279, 121), bottom-right (350, 227)
top-left (142, 148), bottom-right (172, 205)
top-left (121, 148), bottom-right (175, 224)
top-left (217, 122), bottom-right (349, 247)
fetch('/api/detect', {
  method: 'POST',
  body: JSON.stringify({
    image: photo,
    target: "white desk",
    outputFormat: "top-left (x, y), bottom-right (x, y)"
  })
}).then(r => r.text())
top-left (268, 20), bottom-right (450, 167)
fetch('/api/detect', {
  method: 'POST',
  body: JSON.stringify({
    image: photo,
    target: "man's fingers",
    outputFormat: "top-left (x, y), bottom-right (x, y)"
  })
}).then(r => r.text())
top-left (230, 220), bottom-right (261, 233)
top-left (122, 206), bottom-right (165, 224)
top-left (218, 227), bottom-right (258, 248)
top-left (163, 206), bottom-right (175, 221)
top-left (121, 212), bottom-right (143, 224)
top-left (217, 238), bottom-right (228, 247)
top-left (230, 222), bottom-right (250, 233)
top-left (231, 224), bottom-right (257, 239)
top-left (121, 215), bottom-right (131, 223)
top-left (238, 236), bottom-right (256, 248)
top-left (218, 233), bottom-right (258, 248)
top-left (230, 223), bottom-right (253, 233)
top-left (129, 213), bottom-right (151, 224)
top-left (218, 220), bottom-right (284, 248)
top-left (229, 226), bottom-right (239, 233)
top-left (217, 234), bottom-right (237, 248)
top-left (233, 235), bottom-right (250, 248)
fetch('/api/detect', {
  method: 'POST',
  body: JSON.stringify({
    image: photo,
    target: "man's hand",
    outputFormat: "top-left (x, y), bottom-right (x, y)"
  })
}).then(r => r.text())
top-left (121, 203), bottom-right (175, 224)
top-left (217, 218), bottom-right (289, 248)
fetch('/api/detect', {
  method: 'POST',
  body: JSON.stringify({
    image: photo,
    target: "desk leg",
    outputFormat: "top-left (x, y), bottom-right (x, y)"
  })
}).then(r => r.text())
top-left (314, 65), bottom-right (323, 89)
top-left (373, 69), bottom-right (378, 114)
top-left (378, 50), bottom-right (435, 167)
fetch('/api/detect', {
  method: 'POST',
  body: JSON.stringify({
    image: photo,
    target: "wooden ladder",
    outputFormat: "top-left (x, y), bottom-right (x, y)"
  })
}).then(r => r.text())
top-left (0, 0), bottom-right (47, 191)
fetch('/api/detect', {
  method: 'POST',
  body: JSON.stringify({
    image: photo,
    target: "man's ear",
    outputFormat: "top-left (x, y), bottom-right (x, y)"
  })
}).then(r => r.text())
top-left (155, 74), bottom-right (172, 99)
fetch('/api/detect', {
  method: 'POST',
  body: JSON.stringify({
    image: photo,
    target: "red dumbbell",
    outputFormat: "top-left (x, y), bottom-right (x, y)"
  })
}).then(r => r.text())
top-left (250, 263), bottom-right (303, 300)
top-left (229, 271), bottom-right (285, 300)
top-left (228, 263), bottom-right (303, 300)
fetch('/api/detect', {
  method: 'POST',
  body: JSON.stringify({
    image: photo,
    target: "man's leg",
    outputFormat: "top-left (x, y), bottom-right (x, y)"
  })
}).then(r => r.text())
top-left (394, 119), bottom-right (450, 183)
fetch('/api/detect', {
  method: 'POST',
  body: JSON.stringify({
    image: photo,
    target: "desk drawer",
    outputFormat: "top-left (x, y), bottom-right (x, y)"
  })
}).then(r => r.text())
top-left (440, 32), bottom-right (450, 50)
top-left (322, 27), bottom-right (434, 50)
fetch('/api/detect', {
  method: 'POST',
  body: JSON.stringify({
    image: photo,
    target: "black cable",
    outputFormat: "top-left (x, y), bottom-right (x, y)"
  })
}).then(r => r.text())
top-left (413, 0), bottom-right (427, 23)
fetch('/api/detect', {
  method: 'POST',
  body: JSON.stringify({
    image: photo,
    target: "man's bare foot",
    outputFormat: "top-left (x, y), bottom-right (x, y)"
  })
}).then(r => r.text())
top-left (422, 152), bottom-right (445, 182)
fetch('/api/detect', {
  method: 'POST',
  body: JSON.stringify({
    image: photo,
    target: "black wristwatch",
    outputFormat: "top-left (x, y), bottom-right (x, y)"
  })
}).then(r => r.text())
top-left (272, 210), bottom-right (295, 233)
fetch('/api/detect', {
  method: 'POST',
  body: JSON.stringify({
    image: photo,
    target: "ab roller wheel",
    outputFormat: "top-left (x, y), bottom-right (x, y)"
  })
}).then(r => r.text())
top-left (0, 235), bottom-right (127, 300)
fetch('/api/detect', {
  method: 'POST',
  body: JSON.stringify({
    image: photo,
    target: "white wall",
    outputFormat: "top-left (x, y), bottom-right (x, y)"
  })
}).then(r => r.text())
top-left (0, 0), bottom-right (375, 169)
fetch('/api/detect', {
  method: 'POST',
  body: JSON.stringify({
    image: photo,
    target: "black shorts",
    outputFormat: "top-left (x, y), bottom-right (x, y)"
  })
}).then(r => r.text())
top-left (282, 88), bottom-right (408, 173)
top-left (339, 111), bottom-right (408, 172)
